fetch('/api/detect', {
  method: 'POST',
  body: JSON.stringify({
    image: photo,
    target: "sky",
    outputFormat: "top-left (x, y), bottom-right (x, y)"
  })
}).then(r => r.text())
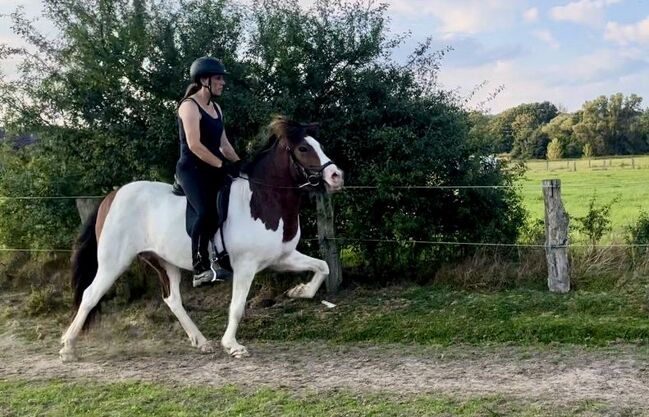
top-left (1, 0), bottom-right (648, 114)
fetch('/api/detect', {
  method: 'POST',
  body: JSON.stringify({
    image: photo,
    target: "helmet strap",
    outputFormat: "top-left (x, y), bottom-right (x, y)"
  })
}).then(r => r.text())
top-left (200, 76), bottom-right (217, 104)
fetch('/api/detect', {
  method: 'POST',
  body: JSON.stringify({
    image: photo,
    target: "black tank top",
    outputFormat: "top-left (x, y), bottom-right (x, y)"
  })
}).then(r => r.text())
top-left (177, 97), bottom-right (226, 170)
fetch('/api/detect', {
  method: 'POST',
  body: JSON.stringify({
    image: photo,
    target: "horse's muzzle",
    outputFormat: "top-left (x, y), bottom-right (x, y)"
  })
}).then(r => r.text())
top-left (323, 165), bottom-right (344, 193)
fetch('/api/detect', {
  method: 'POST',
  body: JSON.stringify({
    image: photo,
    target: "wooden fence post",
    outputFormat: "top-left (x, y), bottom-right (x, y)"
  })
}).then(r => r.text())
top-left (315, 193), bottom-right (342, 293)
top-left (542, 179), bottom-right (570, 293)
top-left (75, 198), bottom-right (100, 224)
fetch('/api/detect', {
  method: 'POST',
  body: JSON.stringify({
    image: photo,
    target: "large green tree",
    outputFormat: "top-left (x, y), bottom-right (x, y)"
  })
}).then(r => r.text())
top-left (494, 101), bottom-right (558, 157)
top-left (572, 93), bottom-right (646, 156)
top-left (1, 0), bottom-right (525, 280)
top-left (541, 112), bottom-right (581, 158)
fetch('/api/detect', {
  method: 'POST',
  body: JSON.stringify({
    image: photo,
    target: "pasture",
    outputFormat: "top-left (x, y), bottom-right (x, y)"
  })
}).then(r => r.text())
top-left (518, 155), bottom-right (649, 241)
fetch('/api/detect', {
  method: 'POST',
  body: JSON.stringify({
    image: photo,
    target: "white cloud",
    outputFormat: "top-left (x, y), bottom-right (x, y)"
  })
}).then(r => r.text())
top-left (384, 0), bottom-right (527, 37)
top-left (549, 0), bottom-right (622, 27)
top-left (437, 59), bottom-right (558, 112)
top-left (523, 7), bottom-right (539, 22)
top-left (533, 30), bottom-right (560, 49)
top-left (556, 49), bottom-right (627, 80)
top-left (605, 16), bottom-right (649, 45)
top-left (437, 45), bottom-right (649, 113)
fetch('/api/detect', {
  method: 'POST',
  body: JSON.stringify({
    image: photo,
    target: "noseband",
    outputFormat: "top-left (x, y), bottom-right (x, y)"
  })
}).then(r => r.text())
top-left (287, 145), bottom-right (334, 188)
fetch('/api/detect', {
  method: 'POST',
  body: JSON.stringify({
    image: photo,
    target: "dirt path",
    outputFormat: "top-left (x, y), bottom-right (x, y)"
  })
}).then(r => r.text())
top-left (2, 329), bottom-right (649, 407)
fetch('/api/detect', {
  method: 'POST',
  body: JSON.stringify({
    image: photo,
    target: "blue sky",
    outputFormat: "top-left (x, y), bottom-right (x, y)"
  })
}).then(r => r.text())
top-left (1, 0), bottom-right (648, 113)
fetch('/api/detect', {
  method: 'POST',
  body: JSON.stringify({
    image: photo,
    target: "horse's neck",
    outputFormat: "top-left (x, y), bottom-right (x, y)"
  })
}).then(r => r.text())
top-left (246, 147), bottom-right (302, 242)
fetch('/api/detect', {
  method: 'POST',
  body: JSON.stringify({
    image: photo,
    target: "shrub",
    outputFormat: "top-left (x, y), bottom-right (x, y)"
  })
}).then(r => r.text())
top-left (25, 285), bottom-right (65, 317)
top-left (626, 211), bottom-right (649, 261)
top-left (573, 193), bottom-right (618, 246)
top-left (1, 0), bottom-right (526, 282)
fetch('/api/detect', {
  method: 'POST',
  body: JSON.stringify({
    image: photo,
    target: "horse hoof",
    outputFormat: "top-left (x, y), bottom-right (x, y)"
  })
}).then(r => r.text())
top-left (225, 345), bottom-right (250, 358)
top-left (287, 284), bottom-right (311, 299)
top-left (198, 341), bottom-right (217, 354)
top-left (59, 347), bottom-right (77, 363)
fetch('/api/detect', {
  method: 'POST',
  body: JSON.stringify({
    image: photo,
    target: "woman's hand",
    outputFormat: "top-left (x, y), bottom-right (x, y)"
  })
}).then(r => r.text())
top-left (223, 159), bottom-right (242, 177)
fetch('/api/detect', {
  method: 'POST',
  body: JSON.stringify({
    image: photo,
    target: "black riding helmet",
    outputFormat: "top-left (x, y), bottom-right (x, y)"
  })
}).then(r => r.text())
top-left (190, 56), bottom-right (228, 83)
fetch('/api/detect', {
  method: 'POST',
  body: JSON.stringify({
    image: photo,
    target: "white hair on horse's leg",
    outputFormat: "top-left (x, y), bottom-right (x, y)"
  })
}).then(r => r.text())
top-left (221, 263), bottom-right (257, 358)
top-left (273, 250), bottom-right (329, 299)
top-left (161, 260), bottom-right (211, 351)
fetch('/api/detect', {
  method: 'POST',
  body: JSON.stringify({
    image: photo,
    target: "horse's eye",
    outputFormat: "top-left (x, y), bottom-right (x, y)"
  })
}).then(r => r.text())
top-left (298, 146), bottom-right (309, 152)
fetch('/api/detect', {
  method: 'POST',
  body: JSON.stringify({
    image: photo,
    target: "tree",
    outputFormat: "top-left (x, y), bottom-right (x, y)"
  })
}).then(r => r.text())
top-left (467, 111), bottom-right (499, 154)
top-left (572, 93), bottom-right (645, 156)
top-left (491, 101), bottom-right (558, 156)
top-left (1, 0), bottom-right (526, 281)
top-left (546, 138), bottom-right (563, 160)
top-left (542, 113), bottom-right (580, 157)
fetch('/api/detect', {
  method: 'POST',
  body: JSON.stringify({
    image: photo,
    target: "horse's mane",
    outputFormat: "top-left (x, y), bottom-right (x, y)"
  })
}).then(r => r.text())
top-left (243, 116), bottom-right (309, 174)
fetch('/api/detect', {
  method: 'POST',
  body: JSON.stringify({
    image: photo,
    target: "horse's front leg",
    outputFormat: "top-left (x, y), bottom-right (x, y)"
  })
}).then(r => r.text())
top-left (273, 250), bottom-right (329, 299)
top-left (221, 263), bottom-right (256, 358)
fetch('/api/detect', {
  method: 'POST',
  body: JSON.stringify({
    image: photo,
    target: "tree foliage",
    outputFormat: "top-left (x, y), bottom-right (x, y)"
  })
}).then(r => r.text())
top-left (546, 138), bottom-right (563, 160)
top-left (1, 0), bottom-right (525, 280)
top-left (480, 94), bottom-right (649, 160)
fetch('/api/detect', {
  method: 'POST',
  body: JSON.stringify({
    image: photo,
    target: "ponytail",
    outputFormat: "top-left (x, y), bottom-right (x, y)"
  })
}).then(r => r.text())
top-left (178, 82), bottom-right (201, 108)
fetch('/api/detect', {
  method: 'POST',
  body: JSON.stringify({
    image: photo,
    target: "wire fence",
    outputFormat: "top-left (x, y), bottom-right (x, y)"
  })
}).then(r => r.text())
top-left (2, 180), bottom-right (649, 198)
top-left (0, 183), bottom-right (648, 253)
top-left (4, 238), bottom-right (649, 253)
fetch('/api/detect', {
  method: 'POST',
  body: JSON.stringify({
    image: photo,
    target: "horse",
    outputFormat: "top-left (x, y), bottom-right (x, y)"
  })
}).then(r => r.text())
top-left (59, 116), bottom-right (344, 360)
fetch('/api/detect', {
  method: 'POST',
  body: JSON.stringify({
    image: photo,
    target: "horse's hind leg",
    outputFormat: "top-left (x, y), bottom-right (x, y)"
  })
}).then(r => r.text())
top-left (59, 257), bottom-right (131, 362)
top-left (156, 259), bottom-right (214, 353)
top-left (274, 250), bottom-right (329, 299)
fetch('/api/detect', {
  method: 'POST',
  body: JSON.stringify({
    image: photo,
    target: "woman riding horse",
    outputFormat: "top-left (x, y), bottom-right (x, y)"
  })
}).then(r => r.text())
top-left (176, 56), bottom-right (241, 287)
top-left (60, 117), bottom-right (343, 360)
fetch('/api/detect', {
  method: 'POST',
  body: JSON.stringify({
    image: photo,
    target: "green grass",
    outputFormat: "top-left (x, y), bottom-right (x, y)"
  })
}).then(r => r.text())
top-left (191, 286), bottom-right (649, 346)
top-left (518, 155), bottom-right (649, 241)
top-left (0, 379), bottom-right (611, 417)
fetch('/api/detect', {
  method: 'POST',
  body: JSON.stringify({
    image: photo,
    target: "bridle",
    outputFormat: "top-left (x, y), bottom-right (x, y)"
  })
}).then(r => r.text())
top-left (286, 145), bottom-right (335, 189)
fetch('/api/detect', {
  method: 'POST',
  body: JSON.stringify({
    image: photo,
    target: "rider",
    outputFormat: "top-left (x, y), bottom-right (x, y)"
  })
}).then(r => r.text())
top-left (175, 56), bottom-right (241, 287)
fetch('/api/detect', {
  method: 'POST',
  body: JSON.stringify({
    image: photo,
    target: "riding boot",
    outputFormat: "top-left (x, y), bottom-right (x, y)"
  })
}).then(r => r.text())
top-left (192, 243), bottom-right (232, 288)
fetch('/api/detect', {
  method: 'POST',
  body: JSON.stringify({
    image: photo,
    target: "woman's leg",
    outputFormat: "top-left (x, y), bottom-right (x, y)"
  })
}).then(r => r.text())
top-left (176, 167), bottom-right (218, 274)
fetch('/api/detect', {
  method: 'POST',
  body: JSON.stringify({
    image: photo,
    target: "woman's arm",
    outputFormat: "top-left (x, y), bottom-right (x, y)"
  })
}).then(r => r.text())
top-left (220, 130), bottom-right (240, 162)
top-left (214, 103), bottom-right (241, 162)
top-left (179, 101), bottom-right (223, 168)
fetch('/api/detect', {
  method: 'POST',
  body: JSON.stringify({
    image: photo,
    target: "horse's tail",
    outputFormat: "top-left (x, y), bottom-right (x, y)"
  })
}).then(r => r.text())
top-left (71, 205), bottom-right (101, 331)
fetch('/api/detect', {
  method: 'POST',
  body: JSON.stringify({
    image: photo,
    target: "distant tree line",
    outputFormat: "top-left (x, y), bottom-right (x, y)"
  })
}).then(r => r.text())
top-left (469, 94), bottom-right (649, 159)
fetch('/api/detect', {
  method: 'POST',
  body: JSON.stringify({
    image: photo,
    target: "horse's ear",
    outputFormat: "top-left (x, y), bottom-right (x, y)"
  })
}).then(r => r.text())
top-left (305, 123), bottom-right (319, 138)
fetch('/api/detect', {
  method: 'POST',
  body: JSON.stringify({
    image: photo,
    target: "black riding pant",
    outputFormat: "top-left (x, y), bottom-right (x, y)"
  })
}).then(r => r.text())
top-left (175, 162), bottom-right (226, 273)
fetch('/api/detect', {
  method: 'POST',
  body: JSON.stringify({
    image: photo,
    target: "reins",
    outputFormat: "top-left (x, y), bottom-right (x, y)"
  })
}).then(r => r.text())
top-left (233, 144), bottom-right (333, 190)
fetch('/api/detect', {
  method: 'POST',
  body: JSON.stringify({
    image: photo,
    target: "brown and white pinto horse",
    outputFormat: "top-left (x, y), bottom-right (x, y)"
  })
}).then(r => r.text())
top-left (60, 117), bottom-right (344, 360)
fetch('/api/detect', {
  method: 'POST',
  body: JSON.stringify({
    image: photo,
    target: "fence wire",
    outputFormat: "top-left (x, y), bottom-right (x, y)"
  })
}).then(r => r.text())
top-left (5, 239), bottom-right (649, 253)
top-left (1, 183), bottom-right (648, 252)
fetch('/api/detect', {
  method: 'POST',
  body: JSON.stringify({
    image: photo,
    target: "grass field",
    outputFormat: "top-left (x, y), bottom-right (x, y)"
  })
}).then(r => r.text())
top-left (517, 155), bottom-right (649, 241)
top-left (0, 380), bottom-right (614, 417)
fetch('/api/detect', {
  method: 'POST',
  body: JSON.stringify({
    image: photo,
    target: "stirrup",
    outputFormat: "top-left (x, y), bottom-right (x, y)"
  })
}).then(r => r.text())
top-left (192, 263), bottom-right (232, 288)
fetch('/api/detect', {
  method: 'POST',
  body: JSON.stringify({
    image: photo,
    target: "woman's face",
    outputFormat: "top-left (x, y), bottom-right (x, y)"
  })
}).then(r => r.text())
top-left (207, 75), bottom-right (225, 96)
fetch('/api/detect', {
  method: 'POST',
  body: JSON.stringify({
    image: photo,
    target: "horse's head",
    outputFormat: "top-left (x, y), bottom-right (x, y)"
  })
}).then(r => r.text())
top-left (269, 116), bottom-right (344, 193)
